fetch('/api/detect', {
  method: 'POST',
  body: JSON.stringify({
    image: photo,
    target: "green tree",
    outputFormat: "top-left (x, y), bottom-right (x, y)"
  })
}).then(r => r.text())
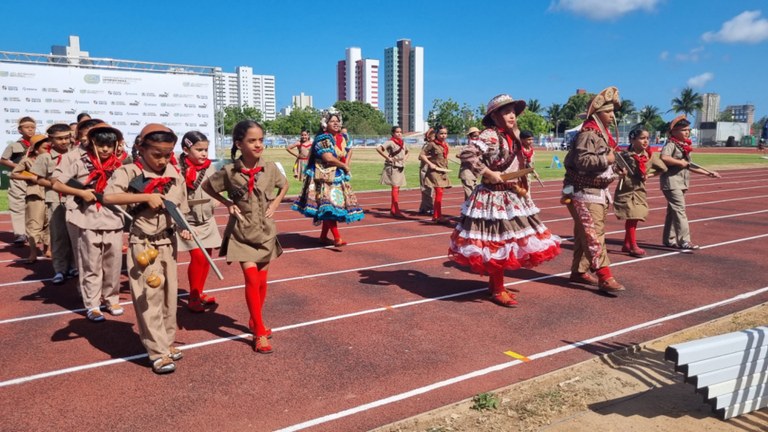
top-left (670, 87), bottom-right (703, 118)
top-left (562, 92), bottom-right (594, 128)
top-left (639, 105), bottom-right (665, 132)
top-left (333, 100), bottom-right (390, 135)
top-left (427, 98), bottom-right (481, 133)
top-left (220, 105), bottom-right (263, 135)
top-left (517, 111), bottom-right (549, 136)
top-left (526, 99), bottom-right (542, 115)
top-left (267, 107), bottom-right (322, 135)
top-left (718, 111), bottom-right (735, 122)
top-left (616, 98), bottom-right (636, 124)
top-left (546, 103), bottom-right (564, 137)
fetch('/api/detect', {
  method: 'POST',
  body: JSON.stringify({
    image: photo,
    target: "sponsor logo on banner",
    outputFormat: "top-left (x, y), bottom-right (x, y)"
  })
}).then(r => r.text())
top-left (131, 120), bottom-right (141, 126)
top-left (75, 100), bottom-right (89, 104)
top-left (3, 97), bottom-right (21, 102)
top-left (129, 101), bottom-right (140, 106)
top-left (198, 103), bottom-right (207, 108)
top-left (197, 114), bottom-right (209, 118)
top-left (42, 88), bottom-right (59, 93)
top-left (159, 92), bottom-right (169, 97)
top-left (45, 109), bottom-right (63, 114)
top-left (4, 108), bottom-right (20, 113)
top-left (63, 88), bottom-right (75, 93)
top-left (2, 86), bottom-right (19, 91)
top-left (114, 121), bottom-right (127, 126)
top-left (0, 71), bottom-right (8, 77)
top-left (109, 111), bottom-right (124, 116)
top-left (184, 103), bottom-right (196, 108)
top-left (143, 103), bottom-right (158, 107)
top-left (183, 82), bottom-right (208, 88)
top-left (10, 72), bottom-right (35, 78)
top-left (93, 100), bottom-right (107, 105)
top-left (127, 112), bottom-right (139, 116)
top-left (160, 102), bottom-right (180, 107)
top-left (110, 101), bottom-right (126, 106)
top-left (173, 93), bottom-right (193, 98)
top-left (25, 109), bottom-right (41, 113)
top-left (84, 74), bottom-right (101, 84)
top-left (160, 112), bottom-right (170, 117)
top-left (174, 113), bottom-right (194, 118)
top-left (142, 92), bottom-right (156, 97)
top-left (65, 109), bottom-right (76, 115)
top-left (90, 110), bottom-right (106, 115)
top-left (126, 91), bottom-right (138, 96)
top-left (184, 122), bottom-right (198, 127)
top-left (45, 98), bottom-right (72, 103)
top-left (142, 112), bottom-right (157, 116)
top-left (26, 97), bottom-right (42, 103)
top-left (80, 89), bottom-right (104, 94)
top-left (196, 95), bottom-right (208, 100)
top-left (23, 87), bottom-right (38, 91)
top-left (108, 91), bottom-right (123, 96)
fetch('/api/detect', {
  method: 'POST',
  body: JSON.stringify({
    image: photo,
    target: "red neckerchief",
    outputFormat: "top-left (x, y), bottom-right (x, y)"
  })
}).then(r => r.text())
top-left (117, 151), bottom-right (127, 162)
top-left (519, 145), bottom-right (534, 165)
top-left (669, 136), bottom-right (693, 157)
top-left (240, 166), bottom-right (263, 193)
top-left (144, 177), bottom-right (173, 193)
top-left (20, 138), bottom-right (31, 148)
top-left (334, 133), bottom-right (347, 163)
top-left (630, 149), bottom-right (650, 179)
top-left (582, 119), bottom-right (617, 149)
top-left (391, 136), bottom-right (404, 149)
top-left (434, 139), bottom-right (449, 159)
top-left (85, 152), bottom-right (120, 195)
top-left (183, 157), bottom-right (211, 190)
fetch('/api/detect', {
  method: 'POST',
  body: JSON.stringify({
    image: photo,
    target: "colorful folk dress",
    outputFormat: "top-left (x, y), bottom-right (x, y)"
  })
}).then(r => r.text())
top-left (449, 128), bottom-right (561, 275)
top-left (292, 133), bottom-right (364, 223)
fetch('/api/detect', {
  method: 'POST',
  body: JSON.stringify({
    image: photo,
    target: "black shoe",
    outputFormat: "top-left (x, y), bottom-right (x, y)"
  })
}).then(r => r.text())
top-left (13, 234), bottom-right (27, 246)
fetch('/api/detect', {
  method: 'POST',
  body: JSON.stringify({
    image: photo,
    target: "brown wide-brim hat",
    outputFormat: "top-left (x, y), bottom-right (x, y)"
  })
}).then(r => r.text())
top-left (29, 134), bottom-right (49, 148)
top-left (466, 127), bottom-right (481, 136)
top-left (482, 94), bottom-right (526, 128)
top-left (669, 114), bottom-right (689, 131)
top-left (585, 86), bottom-right (621, 118)
top-left (87, 122), bottom-right (124, 142)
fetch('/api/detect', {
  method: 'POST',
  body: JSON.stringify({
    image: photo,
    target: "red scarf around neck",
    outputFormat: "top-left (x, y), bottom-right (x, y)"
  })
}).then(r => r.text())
top-left (20, 138), bottom-right (31, 148)
top-left (391, 136), bottom-right (404, 148)
top-left (630, 151), bottom-right (649, 179)
top-left (85, 152), bottom-right (121, 194)
top-left (183, 157), bottom-right (211, 190)
top-left (434, 139), bottom-right (449, 159)
top-left (669, 136), bottom-right (693, 157)
top-left (582, 118), bottom-right (617, 149)
top-left (240, 166), bottom-right (263, 193)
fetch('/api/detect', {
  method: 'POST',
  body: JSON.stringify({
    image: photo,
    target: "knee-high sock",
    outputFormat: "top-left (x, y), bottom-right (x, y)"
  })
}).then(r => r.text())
top-left (391, 187), bottom-right (400, 214)
top-left (320, 221), bottom-right (330, 240)
top-left (624, 220), bottom-right (638, 248)
top-left (244, 267), bottom-right (267, 336)
top-left (596, 266), bottom-right (613, 282)
top-left (188, 248), bottom-right (210, 300)
top-left (433, 187), bottom-right (444, 219)
top-left (329, 220), bottom-right (341, 240)
top-left (488, 270), bottom-right (506, 294)
top-left (258, 268), bottom-right (268, 309)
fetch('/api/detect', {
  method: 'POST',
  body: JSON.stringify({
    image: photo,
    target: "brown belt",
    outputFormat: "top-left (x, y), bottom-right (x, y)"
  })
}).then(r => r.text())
top-left (483, 182), bottom-right (520, 191)
top-left (130, 228), bottom-right (174, 242)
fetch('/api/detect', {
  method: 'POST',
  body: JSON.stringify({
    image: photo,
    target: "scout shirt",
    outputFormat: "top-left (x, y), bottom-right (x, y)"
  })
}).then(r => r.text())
top-left (30, 148), bottom-right (68, 204)
top-left (2, 139), bottom-right (30, 165)
top-left (11, 157), bottom-right (45, 199)
top-left (52, 147), bottom-right (123, 231)
top-left (659, 141), bottom-right (691, 191)
top-left (421, 141), bottom-right (451, 188)
top-left (105, 163), bottom-right (188, 246)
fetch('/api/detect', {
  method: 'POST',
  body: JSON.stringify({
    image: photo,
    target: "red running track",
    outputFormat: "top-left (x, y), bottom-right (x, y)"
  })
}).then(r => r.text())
top-left (0, 167), bottom-right (767, 431)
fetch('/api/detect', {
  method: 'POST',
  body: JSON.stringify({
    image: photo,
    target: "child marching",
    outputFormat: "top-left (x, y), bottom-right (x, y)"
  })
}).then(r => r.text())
top-left (376, 125), bottom-right (409, 217)
top-left (10, 135), bottom-right (51, 263)
top-left (103, 123), bottom-right (191, 374)
top-left (178, 131), bottom-right (222, 312)
top-left (419, 125), bottom-right (452, 223)
top-left (202, 120), bottom-right (289, 353)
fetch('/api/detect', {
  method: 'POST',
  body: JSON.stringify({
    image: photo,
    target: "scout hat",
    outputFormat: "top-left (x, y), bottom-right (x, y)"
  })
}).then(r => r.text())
top-left (482, 94), bottom-right (526, 128)
top-left (87, 122), bottom-right (124, 142)
top-left (138, 123), bottom-right (172, 140)
top-left (668, 114), bottom-right (690, 131)
top-left (585, 86), bottom-right (621, 119)
top-left (466, 127), bottom-right (480, 136)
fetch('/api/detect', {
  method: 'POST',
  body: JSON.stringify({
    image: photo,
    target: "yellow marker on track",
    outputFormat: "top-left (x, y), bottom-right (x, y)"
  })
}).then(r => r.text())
top-left (504, 350), bottom-right (531, 362)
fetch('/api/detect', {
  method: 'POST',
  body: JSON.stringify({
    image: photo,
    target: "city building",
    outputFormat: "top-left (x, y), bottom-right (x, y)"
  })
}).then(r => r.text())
top-left (292, 92), bottom-right (313, 109)
top-left (215, 66), bottom-right (276, 120)
top-left (696, 93), bottom-right (720, 128)
top-left (723, 104), bottom-right (755, 125)
top-left (383, 39), bottom-right (424, 132)
top-left (50, 35), bottom-right (89, 65)
top-left (336, 47), bottom-right (379, 109)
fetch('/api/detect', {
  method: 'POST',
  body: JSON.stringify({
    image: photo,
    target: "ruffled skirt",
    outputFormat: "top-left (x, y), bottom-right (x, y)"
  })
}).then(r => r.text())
top-left (449, 185), bottom-right (561, 275)
top-left (292, 174), bottom-right (365, 223)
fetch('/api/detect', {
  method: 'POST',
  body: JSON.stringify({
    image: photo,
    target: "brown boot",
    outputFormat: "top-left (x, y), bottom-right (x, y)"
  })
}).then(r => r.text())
top-left (569, 272), bottom-right (598, 286)
top-left (598, 277), bottom-right (626, 292)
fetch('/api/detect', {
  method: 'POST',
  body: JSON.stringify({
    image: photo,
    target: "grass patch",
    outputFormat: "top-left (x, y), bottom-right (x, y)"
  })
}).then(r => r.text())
top-left (471, 392), bottom-right (500, 411)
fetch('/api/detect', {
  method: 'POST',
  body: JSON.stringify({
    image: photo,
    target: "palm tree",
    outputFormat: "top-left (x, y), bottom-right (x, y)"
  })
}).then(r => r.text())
top-left (546, 103), bottom-right (563, 137)
top-left (615, 98), bottom-right (636, 124)
top-left (670, 87), bottom-right (703, 118)
top-left (527, 99), bottom-right (542, 115)
top-left (639, 105), bottom-right (661, 128)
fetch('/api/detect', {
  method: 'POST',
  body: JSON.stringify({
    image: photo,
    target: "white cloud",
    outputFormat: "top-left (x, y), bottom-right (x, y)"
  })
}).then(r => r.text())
top-left (549, 0), bottom-right (661, 20)
top-left (674, 46), bottom-right (705, 62)
top-left (702, 10), bottom-right (768, 43)
top-left (659, 51), bottom-right (669, 60)
top-left (687, 72), bottom-right (714, 88)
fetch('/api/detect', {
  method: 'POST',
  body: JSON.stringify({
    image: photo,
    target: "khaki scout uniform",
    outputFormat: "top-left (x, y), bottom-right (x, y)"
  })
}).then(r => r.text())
top-left (659, 141), bottom-right (693, 247)
top-left (12, 157), bottom-right (48, 248)
top-left (379, 140), bottom-right (408, 187)
top-left (31, 148), bottom-right (74, 274)
top-left (613, 151), bottom-right (666, 221)
top-left (418, 143), bottom-right (433, 213)
top-left (420, 141), bottom-right (451, 188)
top-left (563, 129), bottom-right (616, 273)
top-left (53, 148), bottom-right (124, 311)
top-left (105, 163), bottom-right (187, 362)
top-left (2, 139), bottom-right (31, 237)
top-left (206, 160), bottom-right (285, 263)
top-left (178, 164), bottom-right (222, 252)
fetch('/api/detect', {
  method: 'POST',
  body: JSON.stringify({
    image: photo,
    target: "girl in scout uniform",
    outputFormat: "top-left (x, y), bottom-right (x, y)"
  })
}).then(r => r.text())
top-left (51, 123), bottom-right (126, 322)
top-left (10, 135), bottom-right (50, 263)
top-left (202, 120), bottom-right (289, 354)
top-left (659, 115), bottom-right (720, 250)
top-left (103, 123), bottom-right (191, 374)
top-left (1, 117), bottom-right (37, 245)
top-left (376, 125), bottom-right (408, 217)
top-left (613, 125), bottom-right (666, 257)
top-left (419, 125), bottom-right (452, 223)
top-left (178, 131), bottom-right (222, 313)
top-left (285, 130), bottom-right (312, 181)
top-left (292, 111), bottom-right (364, 247)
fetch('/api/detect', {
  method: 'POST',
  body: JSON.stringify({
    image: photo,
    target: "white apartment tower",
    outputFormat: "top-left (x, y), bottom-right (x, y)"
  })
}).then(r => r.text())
top-left (336, 47), bottom-right (379, 109)
top-left (215, 66), bottom-right (276, 120)
top-left (383, 39), bottom-right (424, 132)
top-left (292, 92), bottom-right (313, 109)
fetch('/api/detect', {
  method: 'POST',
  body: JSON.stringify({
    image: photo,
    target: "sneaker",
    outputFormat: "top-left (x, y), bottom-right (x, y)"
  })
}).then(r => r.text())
top-left (598, 277), bottom-right (626, 293)
top-left (151, 356), bottom-right (176, 374)
top-left (51, 273), bottom-right (65, 285)
top-left (66, 268), bottom-right (79, 279)
top-left (106, 303), bottom-right (124, 316)
top-left (169, 346), bottom-right (184, 361)
top-left (87, 308), bottom-right (105, 322)
top-left (13, 234), bottom-right (27, 246)
top-left (678, 242), bottom-right (700, 250)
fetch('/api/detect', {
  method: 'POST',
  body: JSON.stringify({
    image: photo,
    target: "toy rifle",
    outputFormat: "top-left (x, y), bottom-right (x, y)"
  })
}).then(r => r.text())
top-left (689, 161), bottom-right (716, 176)
top-left (482, 167), bottom-right (534, 184)
top-left (526, 163), bottom-right (545, 187)
top-left (163, 199), bottom-right (223, 280)
top-left (65, 178), bottom-right (133, 222)
top-left (614, 151), bottom-right (635, 176)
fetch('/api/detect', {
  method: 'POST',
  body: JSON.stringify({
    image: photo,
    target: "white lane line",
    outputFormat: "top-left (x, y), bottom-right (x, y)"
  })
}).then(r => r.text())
top-left (1, 233), bottom-right (767, 388)
top-left (274, 284), bottom-right (768, 432)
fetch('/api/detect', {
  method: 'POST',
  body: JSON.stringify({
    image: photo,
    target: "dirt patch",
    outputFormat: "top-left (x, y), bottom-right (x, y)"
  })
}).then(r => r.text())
top-left (375, 303), bottom-right (768, 432)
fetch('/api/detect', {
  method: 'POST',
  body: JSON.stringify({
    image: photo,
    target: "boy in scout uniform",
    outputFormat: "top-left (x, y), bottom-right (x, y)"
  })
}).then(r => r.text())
top-left (10, 135), bottom-right (50, 263)
top-left (1, 117), bottom-right (37, 245)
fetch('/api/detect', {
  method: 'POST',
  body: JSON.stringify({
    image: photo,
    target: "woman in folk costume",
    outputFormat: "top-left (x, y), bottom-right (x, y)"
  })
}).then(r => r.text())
top-left (377, 125), bottom-right (408, 217)
top-left (659, 114), bottom-right (720, 250)
top-left (292, 111), bottom-right (364, 247)
top-left (613, 125), bottom-right (666, 257)
top-left (562, 86), bottom-right (626, 293)
top-left (449, 94), bottom-right (561, 308)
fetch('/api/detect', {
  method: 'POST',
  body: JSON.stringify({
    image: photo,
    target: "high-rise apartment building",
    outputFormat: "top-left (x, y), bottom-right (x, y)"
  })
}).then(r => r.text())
top-left (696, 93), bottom-right (720, 127)
top-left (215, 66), bottom-right (276, 120)
top-left (723, 104), bottom-right (755, 125)
top-left (336, 47), bottom-right (379, 109)
top-left (383, 39), bottom-right (424, 132)
top-left (292, 92), bottom-right (313, 109)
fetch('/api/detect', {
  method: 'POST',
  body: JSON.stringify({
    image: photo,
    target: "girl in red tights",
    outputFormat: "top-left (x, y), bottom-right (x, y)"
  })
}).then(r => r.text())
top-left (419, 125), bottom-right (451, 223)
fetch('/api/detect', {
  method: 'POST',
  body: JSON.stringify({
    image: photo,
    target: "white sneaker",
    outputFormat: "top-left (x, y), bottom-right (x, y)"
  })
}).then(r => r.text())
top-left (106, 303), bottom-right (124, 316)
top-left (87, 308), bottom-right (105, 322)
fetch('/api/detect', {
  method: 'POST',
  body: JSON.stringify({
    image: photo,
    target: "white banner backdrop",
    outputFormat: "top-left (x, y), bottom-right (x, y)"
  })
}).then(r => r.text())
top-left (0, 62), bottom-right (215, 153)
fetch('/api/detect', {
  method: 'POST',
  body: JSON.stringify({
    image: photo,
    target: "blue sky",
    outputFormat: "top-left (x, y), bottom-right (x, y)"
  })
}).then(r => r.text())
top-left (2, 0), bottom-right (767, 122)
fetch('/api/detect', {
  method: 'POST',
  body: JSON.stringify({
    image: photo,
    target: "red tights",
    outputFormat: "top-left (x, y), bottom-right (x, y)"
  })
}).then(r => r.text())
top-left (320, 220), bottom-right (341, 241)
top-left (188, 248), bottom-right (212, 300)
top-left (244, 266), bottom-right (269, 337)
top-left (623, 220), bottom-right (639, 249)
top-left (488, 269), bottom-right (506, 294)
top-left (433, 187), bottom-right (444, 219)
top-left (391, 187), bottom-right (400, 214)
